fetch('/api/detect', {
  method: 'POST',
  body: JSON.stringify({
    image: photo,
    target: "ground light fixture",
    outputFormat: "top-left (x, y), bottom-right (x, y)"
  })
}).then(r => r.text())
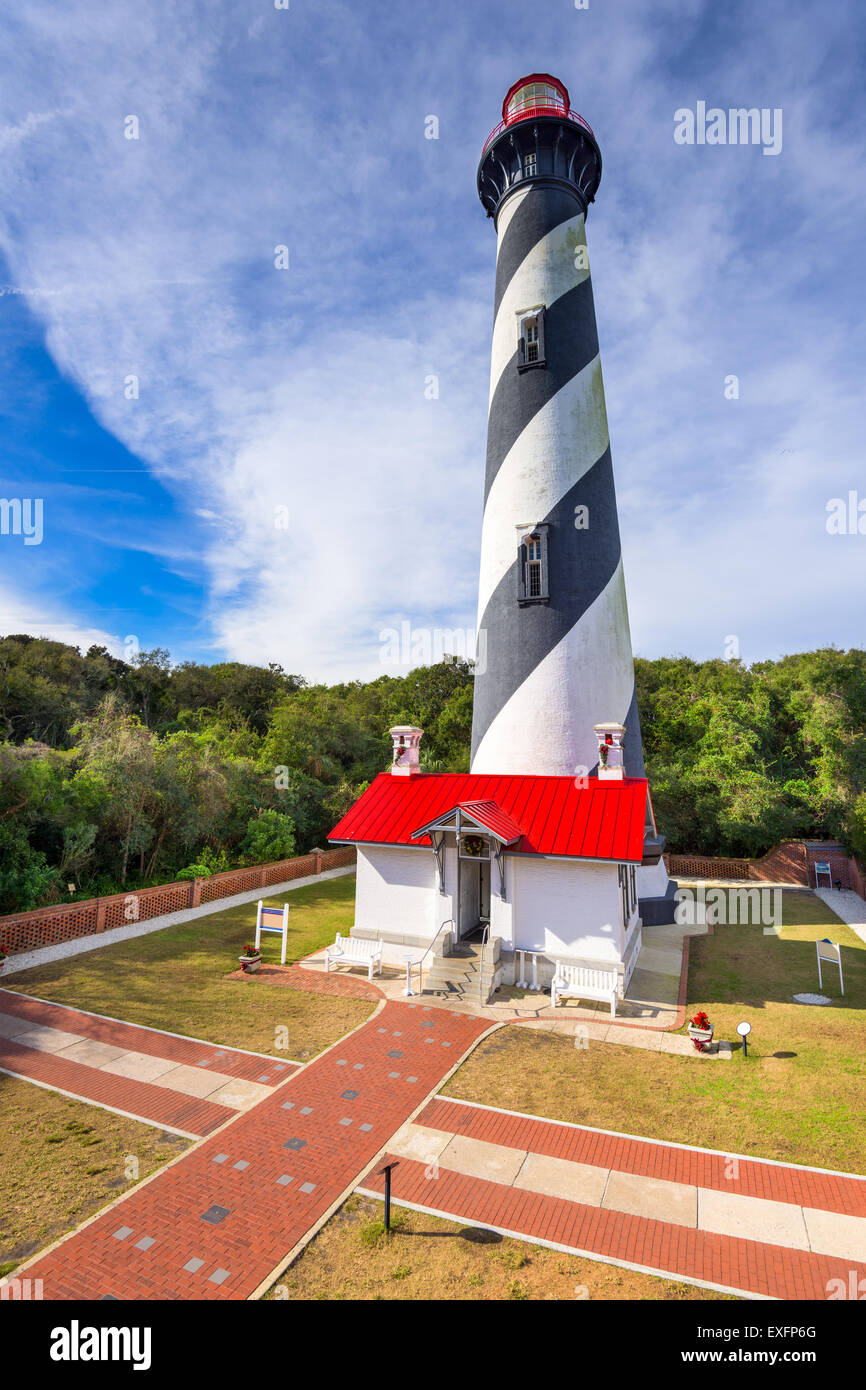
top-left (737, 1020), bottom-right (752, 1057)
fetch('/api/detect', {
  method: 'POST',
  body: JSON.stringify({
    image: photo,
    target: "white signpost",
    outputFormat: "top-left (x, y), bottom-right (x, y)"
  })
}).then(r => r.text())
top-left (255, 900), bottom-right (290, 966)
top-left (816, 938), bottom-right (844, 996)
top-left (813, 860), bottom-right (833, 890)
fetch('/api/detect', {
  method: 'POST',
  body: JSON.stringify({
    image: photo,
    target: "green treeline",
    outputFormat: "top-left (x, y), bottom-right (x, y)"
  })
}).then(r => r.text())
top-left (1, 634), bottom-right (864, 915)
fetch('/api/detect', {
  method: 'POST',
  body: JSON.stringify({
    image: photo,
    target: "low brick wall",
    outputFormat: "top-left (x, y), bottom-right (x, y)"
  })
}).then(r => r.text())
top-left (664, 839), bottom-right (866, 898)
top-left (0, 846), bottom-right (356, 958)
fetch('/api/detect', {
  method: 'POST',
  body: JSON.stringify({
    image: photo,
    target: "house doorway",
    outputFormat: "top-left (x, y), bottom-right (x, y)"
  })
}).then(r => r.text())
top-left (457, 853), bottom-right (491, 941)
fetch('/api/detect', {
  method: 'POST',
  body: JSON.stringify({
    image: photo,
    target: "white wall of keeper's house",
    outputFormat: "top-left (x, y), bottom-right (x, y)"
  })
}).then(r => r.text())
top-left (353, 845), bottom-right (441, 944)
top-left (352, 842), bottom-right (638, 971)
top-left (507, 855), bottom-right (625, 960)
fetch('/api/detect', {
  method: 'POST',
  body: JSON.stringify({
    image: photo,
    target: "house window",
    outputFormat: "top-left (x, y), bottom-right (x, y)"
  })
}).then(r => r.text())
top-left (517, 525), bottom-right (549, 605)
top-left (523, 151), bottom-right (537, 178)
top-left (517, 307), bottom-right (546, 372)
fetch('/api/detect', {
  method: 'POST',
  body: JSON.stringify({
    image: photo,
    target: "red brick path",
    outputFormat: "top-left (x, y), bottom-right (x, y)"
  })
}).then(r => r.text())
top-left (362, 1154), bottom-right (864, 1300)
top-left (419, 1098), bottom-right (866, 1218)
top-left (19, 1002), bottom-right (490, 1299)
top-left (0, 988), bottom-right (294, 1085)
top-left (0, 1035), bottom-right (232, 1137)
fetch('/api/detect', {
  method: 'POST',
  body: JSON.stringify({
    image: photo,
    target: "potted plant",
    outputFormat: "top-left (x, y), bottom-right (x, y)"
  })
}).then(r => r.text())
top-left (687, 1010), bottom-right (714, 1052)
top-left (238, 943), bottom-right (262, 973)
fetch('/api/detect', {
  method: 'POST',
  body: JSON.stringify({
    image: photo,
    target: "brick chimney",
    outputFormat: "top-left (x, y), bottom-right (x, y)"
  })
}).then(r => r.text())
top-left (594, 722), bottom-right (626, 780)
top-left (389, 726), bottom-right (423, 777)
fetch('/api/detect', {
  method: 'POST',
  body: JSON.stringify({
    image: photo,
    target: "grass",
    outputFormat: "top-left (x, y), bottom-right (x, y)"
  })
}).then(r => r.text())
top-left (2, 874), bottom-right (371, 1060)
top-left (0, 1076), bottom-right (189, 1269)
top-left (445, 891), bottom-right (866, 1173)
top-left (264, 1195), bottom-right (733, 1301)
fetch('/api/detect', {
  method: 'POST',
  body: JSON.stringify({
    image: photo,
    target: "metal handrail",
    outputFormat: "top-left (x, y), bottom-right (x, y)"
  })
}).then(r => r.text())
top-left (482, 105), bottom-right (594, 155)
top-left (411, 918), bottom-right (454, 991)
top-left (478, 921), bottom-right (491, 1003)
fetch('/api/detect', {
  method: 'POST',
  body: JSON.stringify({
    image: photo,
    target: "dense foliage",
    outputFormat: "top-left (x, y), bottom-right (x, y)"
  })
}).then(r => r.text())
top-left (0, 633), bottom-right (864, 914)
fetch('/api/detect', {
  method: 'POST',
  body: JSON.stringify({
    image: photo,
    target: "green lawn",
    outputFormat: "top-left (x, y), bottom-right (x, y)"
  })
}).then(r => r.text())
top-left (0, 1077), bottom-right (189, 1273)
top-left (446, 891), bottom-right (866, 1173)
top-left (2, 874), bottom-right (369, 1060)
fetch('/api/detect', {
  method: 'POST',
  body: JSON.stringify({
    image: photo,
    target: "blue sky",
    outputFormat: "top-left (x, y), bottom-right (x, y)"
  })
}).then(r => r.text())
top-left (0, 0), bottom-right (864, 680)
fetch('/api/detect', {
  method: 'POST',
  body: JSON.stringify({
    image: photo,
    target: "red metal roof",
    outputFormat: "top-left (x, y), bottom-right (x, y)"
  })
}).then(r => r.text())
top-left (329, 773), bottom-right (650, 863)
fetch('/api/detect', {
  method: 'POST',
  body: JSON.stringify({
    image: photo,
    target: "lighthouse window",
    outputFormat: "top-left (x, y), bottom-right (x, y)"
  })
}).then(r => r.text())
top-left (517, 307), bottom-right (546, 372)
top-left (523, 151), bottom-right (537, 178)
top-left (527, 537), bottom-right (542, 595)
top-left (517, 525), bottom-right (549, 605)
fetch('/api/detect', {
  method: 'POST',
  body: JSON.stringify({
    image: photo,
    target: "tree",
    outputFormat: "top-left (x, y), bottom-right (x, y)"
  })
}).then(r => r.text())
top-left (0, 821), bottom-right (56, 913)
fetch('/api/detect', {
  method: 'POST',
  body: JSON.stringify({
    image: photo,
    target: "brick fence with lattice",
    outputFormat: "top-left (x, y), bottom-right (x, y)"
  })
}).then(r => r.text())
top-left (0, 847), bottom-right (356, 958)
top-left (664, 838), bottom-right (865, 898)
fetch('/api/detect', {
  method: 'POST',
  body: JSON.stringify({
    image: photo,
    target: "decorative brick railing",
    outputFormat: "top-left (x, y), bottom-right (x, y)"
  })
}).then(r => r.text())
top-left (0, 846), bottom-right (356, 958)
top-left (663, 853), bottom-right (752, 881)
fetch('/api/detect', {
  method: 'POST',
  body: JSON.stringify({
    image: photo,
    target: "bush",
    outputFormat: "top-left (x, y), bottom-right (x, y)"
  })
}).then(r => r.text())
top-left (241, 809), bottom-right (296, 864)
top-left (176, 863), bottom-right (212, 881)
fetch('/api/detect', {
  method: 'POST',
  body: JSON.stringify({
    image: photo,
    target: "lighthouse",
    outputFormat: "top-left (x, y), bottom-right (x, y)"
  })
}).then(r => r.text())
top-left (471, 75), bottom-right (644, 782)
top-left (329, 75), bottom-right (676, 979)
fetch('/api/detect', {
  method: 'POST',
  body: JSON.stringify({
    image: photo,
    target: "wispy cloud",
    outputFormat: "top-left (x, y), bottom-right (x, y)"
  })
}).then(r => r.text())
top-left (1, 0), bottom-right (864, 676)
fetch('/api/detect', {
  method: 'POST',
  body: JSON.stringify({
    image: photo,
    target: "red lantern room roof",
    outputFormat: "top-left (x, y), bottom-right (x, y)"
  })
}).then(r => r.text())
top-left (501, 73), bottom-right (570, 122)
top-left (482, 73), bottom-right (593, 155)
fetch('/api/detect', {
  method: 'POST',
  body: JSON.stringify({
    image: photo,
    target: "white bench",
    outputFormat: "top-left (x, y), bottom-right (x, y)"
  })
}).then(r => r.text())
top-left (551, 963), bottom-right (619, 1018)
top-left (325, 933), bottom-right (383, 981)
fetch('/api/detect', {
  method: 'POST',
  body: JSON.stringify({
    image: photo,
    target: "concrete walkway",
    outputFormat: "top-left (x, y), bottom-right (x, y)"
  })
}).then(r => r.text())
top-left (298, 914), bottom-right (707, 1034)
top-left (816, 886), bottom-right (866, 946)
top-left (362, 1097), bottom-right (866, 1300)
top-left (0, 866), bottom-right (356, 976)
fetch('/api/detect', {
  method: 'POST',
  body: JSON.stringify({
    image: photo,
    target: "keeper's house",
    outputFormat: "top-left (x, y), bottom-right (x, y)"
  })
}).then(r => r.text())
top-left (328, 724), bottom-right (665, 1001)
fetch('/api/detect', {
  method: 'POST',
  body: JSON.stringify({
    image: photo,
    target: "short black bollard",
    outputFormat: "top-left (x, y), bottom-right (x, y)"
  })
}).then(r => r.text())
top-left (376, 1160), bottom-right (400, 1232)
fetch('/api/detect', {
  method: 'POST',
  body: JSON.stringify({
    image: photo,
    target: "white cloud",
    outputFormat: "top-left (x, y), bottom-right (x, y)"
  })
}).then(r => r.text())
top-left (0, 0), bottom-right (863, 681)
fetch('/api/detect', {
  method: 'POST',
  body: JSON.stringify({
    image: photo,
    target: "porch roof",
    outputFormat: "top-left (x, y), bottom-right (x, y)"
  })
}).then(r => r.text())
top-left (328, 771), bottom-right (651, 863)
top-left (410, 797), bottom-right (525, 845)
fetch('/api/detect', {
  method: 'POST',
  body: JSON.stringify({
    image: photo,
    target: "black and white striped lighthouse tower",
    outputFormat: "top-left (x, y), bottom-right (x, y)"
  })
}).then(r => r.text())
top-left (471, 75), bottom-right (644, 782)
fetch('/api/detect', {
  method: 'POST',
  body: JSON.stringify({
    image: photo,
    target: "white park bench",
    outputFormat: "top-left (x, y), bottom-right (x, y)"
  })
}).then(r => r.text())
top-left (551, 963), bottom-right (619, 1018)
top-left (325, 933), bottom-right (383, 981)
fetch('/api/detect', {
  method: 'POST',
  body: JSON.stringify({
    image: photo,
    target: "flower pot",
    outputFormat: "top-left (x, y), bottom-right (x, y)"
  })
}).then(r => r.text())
top-left (688, 1025), bottom-right (714, 1052)
top-left (239, 955), bottom-right (261, 973)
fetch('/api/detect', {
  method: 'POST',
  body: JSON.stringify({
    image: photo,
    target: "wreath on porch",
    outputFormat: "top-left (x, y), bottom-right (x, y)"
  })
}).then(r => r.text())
top-left (463, 834), bottom-right (487, 858)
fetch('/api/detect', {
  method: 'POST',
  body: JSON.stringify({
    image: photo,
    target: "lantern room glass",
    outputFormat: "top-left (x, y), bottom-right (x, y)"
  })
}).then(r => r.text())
top-left (506, 81), bottom-right (567, 119)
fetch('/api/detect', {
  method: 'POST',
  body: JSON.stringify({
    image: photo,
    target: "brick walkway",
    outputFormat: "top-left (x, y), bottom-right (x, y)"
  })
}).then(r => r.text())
top-left (18, 1002), bottom-right (490, 1299)
top-left (0, 989), bottom-right (299, 1138)
top-left (362, 1097), bottom-right (866, 1299)
top-left (9, 984), bottom-right (865, 1301)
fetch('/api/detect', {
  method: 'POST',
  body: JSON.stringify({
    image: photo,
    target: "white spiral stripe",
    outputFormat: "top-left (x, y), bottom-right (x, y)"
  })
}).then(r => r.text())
top-left (489, 212), bottom-right (590, 407)
top-left (472, 559), bottom-right (635, 777)
top-left (476, 353), bottom-right (610, 624)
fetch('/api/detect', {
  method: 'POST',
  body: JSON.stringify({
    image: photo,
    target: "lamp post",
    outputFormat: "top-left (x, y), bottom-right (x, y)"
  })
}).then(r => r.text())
top-left (737, 1020), bottom-right (752, 1058)
top-left (376, 1160), bottom-right (400, 1232)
